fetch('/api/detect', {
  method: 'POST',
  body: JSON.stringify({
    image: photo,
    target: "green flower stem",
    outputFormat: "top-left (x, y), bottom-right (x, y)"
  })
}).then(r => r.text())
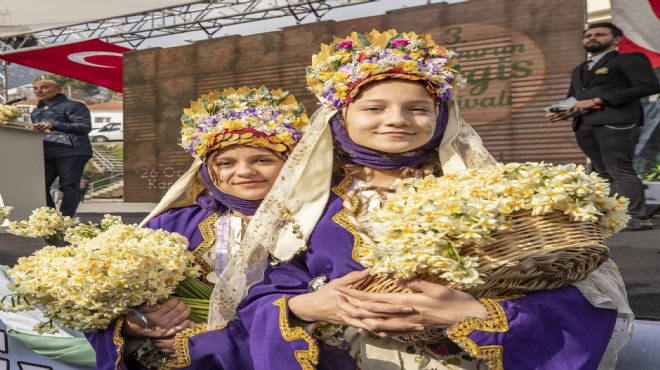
top-left (166, 277), bottom-right (211, 322)
top-left (188, 312), bottom-right (207, 323)
top-left (174, 284), bottom-right (194, 298)
top-left (174, 277), bottom-right (212, 299)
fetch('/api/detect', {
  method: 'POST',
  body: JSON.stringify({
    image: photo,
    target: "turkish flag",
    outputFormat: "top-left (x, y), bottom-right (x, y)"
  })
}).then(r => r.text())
top-left (0, 39), bottom-right (131, 92)
top-left (612, 0), bottom-right (660, 68)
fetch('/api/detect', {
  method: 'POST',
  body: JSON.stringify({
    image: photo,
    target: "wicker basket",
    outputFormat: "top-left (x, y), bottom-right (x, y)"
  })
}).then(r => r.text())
top-left (352, 210), bottom-right (610, 343)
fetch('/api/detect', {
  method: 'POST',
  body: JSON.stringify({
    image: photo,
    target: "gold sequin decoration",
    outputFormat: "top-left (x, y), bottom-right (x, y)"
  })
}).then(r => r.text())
top-left (194, 213), bottom-right (220, 284)
top-left (158, 323), bottom-right (227, 370)
top-left (331, 170), bottom-right (352, 202)
top-left (445, 296), bottom-right (522, 370)
top-left (274, 296), bottom-right (320, 370)
top-left (330, 172), bottom-right (368, 261)
top-left (113, 316), bottom-right (126, 370)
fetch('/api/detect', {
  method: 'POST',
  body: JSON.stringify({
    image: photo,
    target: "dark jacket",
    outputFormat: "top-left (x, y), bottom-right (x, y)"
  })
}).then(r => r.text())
top-left (31, 93), bottom-right (93, 159)
top-left (568, 51), bottom-right (660, 131)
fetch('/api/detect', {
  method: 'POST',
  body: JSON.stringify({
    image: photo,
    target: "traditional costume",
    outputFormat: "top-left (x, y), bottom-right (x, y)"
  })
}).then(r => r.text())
top-left (85, 87), bottom-right (308, 369)
top-left (206, 30), bottom-right (633, 370)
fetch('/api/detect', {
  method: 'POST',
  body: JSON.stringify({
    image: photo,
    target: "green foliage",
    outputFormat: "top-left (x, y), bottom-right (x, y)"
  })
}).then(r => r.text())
top-left (33, 74), bottom-right (100, 96)
top-left (356, 33), bottom-right (371, 47)
top-left (640, 160), bottom-right (660, 182)
top-left (106, 144), bottom-right (124, 160)
top-left (83, 166), bottom-right (104, 182)
top-left (107, 90), bottom-right (123, 101)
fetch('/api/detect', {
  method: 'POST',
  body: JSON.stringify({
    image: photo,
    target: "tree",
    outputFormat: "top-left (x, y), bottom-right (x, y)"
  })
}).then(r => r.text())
top-left (33, 74), bottom-right (100, 97)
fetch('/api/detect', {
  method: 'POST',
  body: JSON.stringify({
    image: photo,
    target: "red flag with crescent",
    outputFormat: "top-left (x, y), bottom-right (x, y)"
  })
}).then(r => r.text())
top-left (0, 39), bottom-right (132, 92)
top-left (612, 0), bottom-right (660, 68)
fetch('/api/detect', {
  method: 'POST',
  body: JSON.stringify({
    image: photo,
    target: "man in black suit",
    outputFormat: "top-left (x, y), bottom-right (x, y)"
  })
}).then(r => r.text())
top-left (548, 22), bottom-right (660, 231)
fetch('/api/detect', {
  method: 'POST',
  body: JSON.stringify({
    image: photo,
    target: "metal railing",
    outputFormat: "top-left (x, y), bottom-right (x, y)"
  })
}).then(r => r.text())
top-left (88, 173), bottom-right (124, 200)
top-left (92, 147), bottom-right (117, 177)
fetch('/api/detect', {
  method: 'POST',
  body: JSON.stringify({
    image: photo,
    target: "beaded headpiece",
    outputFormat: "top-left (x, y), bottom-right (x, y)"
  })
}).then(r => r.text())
top-left (306, 29), bottom-right (465, 108)
top-left (181, 87), bottom-right (309, 160)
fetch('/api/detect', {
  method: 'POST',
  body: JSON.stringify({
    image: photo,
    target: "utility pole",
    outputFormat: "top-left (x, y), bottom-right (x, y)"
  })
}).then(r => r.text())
top-left (1, 60), bottom-right (7, 103)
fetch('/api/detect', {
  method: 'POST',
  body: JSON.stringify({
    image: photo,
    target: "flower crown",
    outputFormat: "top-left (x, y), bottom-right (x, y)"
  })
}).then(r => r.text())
top-left (306, 29), bottom-right (465, 108)
top-left (181, 87), bottom-right (308, 159)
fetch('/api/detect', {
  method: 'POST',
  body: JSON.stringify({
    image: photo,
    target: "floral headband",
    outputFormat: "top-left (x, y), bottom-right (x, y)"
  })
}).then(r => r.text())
top-left (306, 29), bottom-right (466, 108)
top-left (181, 87), bottom-right (309, 160)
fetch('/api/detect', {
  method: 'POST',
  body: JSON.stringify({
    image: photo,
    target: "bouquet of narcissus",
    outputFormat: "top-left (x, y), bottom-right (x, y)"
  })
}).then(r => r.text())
top-left (1, 224), bottom-right (206, 333)
top-left (7, 207), bottom-right (79, 243)
top-left (354, 162), bottom-right (628, 296)
top-left (0, 104), bottom-right (22, 125)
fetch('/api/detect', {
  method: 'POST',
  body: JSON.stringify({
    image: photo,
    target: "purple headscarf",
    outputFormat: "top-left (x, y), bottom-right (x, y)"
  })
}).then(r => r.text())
top-left (331, 103), bottom-right (448, 170)
top-left (197, 162), bottom-right (260, 216)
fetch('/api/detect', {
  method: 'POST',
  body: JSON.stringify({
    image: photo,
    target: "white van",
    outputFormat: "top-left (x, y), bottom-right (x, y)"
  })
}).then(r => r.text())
top-left (89, 122), bottom-right (123, 142)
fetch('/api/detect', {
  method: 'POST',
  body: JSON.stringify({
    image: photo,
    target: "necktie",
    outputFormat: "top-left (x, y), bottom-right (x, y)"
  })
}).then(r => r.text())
top-left (37, 100), bottom-right (45, 108)
top-left (583, 59), bottom-right (594, 71)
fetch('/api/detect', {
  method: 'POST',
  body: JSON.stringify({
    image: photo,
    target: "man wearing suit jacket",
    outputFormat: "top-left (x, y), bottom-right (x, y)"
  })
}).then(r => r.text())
top-left (548, 22), bottom-right (660, 231)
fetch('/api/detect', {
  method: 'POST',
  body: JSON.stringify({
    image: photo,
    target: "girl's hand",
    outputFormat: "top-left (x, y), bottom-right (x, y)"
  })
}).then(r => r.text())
top-left (122, 298), bottom-right (192, 339)
top-left (334, 279), bottom-right (488, 337)
top-left (288, 269), bottom-right (412, 325)
top-left (151, 337), bottom-right (176, 359)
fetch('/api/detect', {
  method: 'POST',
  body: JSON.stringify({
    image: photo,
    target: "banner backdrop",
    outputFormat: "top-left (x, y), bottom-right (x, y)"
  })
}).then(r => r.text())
top-left (121, 0), bottom-right (587, 202)
top-left (0, 39), bottom-right (131, 92)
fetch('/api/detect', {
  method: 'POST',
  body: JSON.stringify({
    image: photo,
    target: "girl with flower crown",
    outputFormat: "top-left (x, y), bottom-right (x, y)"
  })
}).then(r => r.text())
top-left (207, 31), bottom-right (633, 369)
top-left (85, 87), bottom-right (308, 369)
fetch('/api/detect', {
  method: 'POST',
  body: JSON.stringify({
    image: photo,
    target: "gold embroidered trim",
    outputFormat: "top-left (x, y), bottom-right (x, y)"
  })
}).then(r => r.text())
top-left (195, 213), bottom-right (220, 284)
top-left (330, 172), bottom-right (367, 261)
top-left (274, 296), bottom-right (319, 370)
top-left (158, 323), bottom-right (226, 370)
top-left (113, 316), bottom-right (126, 370)
top-left (331, 170), bottom-right (352, 201)
top-left (445, 296), bottom-right (521, 370)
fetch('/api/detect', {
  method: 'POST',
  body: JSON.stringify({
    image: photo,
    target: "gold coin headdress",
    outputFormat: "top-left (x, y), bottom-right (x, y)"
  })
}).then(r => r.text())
top-left (306, 29), bottom-right (465, 108)
top-left (181, 87), bottom-right (309, 160)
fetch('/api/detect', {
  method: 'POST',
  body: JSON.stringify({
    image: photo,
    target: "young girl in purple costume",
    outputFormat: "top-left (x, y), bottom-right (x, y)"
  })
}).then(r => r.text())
top-left (212, 30), bottom-right (632, 370)
top-left (85, 87), bottom-right (308, 370)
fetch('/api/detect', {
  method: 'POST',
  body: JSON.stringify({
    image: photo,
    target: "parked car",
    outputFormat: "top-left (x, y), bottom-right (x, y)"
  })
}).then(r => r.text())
top-left (89, 122), bottom-right (123, 142)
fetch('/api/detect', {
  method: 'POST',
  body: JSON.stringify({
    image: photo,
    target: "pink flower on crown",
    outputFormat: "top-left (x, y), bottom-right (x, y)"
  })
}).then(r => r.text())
top-left (335, 40), bottom-right (354, 50)
top-left (390, 39), bottom-right (410, 48)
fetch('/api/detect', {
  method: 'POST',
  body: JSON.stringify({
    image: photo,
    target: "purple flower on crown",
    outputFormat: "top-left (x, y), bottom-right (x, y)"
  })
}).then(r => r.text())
top-left (340, 63), bottom-right (356, 76)
top-left (440, 90), bottom-right (453, 101)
